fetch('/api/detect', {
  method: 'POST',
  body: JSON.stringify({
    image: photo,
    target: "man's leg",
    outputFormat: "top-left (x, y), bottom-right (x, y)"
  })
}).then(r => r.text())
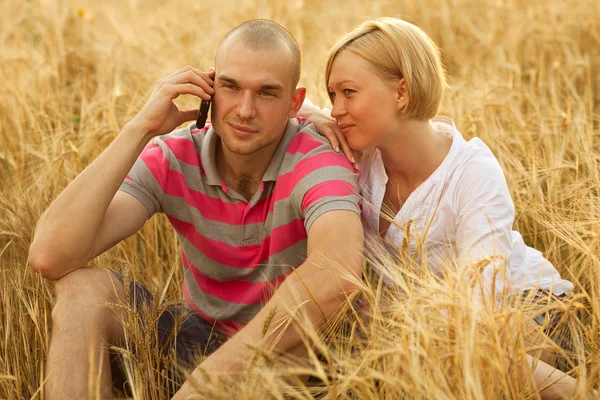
top-left (46, 267), bottom-right (127, 399)
top-left (150, 306), bottom-right (226, 396)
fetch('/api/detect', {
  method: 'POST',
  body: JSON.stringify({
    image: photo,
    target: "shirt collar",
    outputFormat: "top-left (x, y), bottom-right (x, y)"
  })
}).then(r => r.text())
top-left (262, 118), bottom-right (300, 182)
top-left (200, 126), bottom-right (221, 186)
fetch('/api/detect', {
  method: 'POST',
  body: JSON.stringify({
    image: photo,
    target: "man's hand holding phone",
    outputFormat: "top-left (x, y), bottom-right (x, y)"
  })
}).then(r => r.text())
top-left (128, 65), bottom-right (215, 140)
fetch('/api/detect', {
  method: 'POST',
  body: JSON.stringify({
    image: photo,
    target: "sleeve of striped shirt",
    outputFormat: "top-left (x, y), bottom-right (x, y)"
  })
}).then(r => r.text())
top-left (119, 138), bottom-right (171, 216)
top-left (290, 126), bottom-right (361, 232)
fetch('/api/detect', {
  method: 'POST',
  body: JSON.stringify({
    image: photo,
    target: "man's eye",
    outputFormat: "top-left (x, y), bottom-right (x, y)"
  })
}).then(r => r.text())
top-left (224, 84), bottom-right (238, 90)
top-left (259, 91), bottom-right (275, 97)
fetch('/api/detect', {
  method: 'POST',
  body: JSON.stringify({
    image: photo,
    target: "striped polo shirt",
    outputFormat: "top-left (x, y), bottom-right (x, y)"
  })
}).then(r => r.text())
top-left (119, 118), bottom-right (360, 336)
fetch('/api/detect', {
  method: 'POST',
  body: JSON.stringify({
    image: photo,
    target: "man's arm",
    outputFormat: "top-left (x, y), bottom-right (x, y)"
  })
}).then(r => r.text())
top-left (28, 128), bottom-right (152, 280)
top-left (175, 209), bottom-right (363, 398)
top-left (28, 65), bottom-right (216, 280)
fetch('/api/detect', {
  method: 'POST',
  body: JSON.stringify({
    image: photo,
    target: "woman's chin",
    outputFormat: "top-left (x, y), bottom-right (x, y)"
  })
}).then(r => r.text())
top-left (347, 138), bottom-right (370, 153)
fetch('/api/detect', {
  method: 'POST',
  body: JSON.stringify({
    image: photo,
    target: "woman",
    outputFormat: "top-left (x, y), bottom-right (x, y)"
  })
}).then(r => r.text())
top-left (300, 17), bottom-right (578, 399)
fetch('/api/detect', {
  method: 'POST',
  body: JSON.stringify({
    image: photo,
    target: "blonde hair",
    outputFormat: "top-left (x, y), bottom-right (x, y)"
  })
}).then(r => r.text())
top-left (325, 17), bottom-right (447, 121)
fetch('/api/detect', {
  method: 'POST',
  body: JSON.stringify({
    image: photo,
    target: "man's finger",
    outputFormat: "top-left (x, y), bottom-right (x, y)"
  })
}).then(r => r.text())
top-left (164, 65), bottom-right (204, 80)
top-left (163, 83), bottom-right (211, 100)
top-left (168, 71), bottom-right (215, 94)
top-left (179, 109), bottom-right (200, 125)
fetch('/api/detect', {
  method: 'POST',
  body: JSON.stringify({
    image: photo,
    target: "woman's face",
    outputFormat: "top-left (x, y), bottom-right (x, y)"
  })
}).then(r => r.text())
top-left (328, 51), bottom-right (400, 151)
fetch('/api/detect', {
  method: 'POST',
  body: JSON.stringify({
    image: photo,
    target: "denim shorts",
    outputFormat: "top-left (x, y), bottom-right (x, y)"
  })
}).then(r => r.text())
top-left (520, 289), bottom-right (580, 371)
top-left (108, 269), bottom-right (226, 395)
top-left (521, 289), bottom-right (568, 328)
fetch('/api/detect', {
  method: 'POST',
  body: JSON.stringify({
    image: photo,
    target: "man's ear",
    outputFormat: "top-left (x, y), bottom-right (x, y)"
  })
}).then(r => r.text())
top-left (395, 78), bottom-right (409, 112)
top-left (288, 87), bottom-right (307, 118)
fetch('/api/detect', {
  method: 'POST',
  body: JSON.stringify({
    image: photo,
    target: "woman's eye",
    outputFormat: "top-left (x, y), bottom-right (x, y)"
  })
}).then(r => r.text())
top-left (343, 89), bottom-right (355, 95)
top-left (328, 92), bottom-right (336, 101)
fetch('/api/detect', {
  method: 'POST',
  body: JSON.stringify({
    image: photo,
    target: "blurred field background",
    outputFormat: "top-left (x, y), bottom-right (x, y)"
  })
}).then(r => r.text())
top-left (1, 0), bottom-right (599, 398)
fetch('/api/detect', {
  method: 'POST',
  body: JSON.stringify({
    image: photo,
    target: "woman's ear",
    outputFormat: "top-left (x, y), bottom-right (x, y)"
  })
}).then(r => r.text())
top-left (395, 78), bottom-right (409, 112)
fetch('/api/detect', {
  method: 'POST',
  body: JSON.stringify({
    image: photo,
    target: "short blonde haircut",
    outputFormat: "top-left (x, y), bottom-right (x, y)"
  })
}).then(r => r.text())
top-left (325, 17), bottom-right (447, 121)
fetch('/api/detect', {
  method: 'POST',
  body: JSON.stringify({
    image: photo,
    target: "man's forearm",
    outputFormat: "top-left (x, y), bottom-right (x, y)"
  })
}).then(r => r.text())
top-left (195, 211), bottom-right (363, 376)
top-left (28, 122), bottom-right (152, 276)
top-left (169, 211), bottom-right (364, 400)
top-left (190, 257), bottom-right (361, 381)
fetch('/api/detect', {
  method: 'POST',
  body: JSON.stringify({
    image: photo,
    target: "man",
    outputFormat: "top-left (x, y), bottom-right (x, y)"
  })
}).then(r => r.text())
top-left (28, 19), bottom-right (363, 399)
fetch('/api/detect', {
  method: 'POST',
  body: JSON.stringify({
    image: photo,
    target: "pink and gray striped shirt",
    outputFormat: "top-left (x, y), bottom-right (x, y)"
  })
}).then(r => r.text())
top-left (120, 118), bottom-right (360, 336)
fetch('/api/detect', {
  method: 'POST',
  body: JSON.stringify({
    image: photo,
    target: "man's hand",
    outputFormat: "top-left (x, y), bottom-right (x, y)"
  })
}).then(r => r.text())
top-left (129, 66), bottom-right (215, 138)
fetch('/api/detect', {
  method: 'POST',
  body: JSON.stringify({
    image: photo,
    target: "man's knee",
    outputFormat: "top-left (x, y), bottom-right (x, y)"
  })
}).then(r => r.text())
top-left (52, 267), bottom-right (125, 327)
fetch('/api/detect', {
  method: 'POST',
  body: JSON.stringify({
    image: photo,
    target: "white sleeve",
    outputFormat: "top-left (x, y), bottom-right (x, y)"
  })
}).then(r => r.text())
top-left (302, 97), bottom-right (332, 116)
top-left (453, 147), bottom-right (515, 299)
top-left (303, 97), bottom-right (315, 108)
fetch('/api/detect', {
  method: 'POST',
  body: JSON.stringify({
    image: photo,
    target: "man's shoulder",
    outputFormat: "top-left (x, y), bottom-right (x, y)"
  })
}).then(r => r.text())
top-left (275, 119), bottom-right (357, 193)
top-left (281, 118), bottom-right (347, 168)
top-left (291, 117), bottom-right (332, 147)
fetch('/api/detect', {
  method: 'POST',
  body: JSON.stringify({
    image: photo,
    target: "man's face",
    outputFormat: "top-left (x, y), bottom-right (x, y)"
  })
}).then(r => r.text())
top-left (211, 38), bottom-right (302, 157)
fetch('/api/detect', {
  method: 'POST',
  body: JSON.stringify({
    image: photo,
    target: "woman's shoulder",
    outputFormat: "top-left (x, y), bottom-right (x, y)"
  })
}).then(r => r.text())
top-left (431, 117), bottom-right (502, 178)
top-left (449, 135), bottom-right (507, 186)
top-left (440, 124), bottom-right (512, 207)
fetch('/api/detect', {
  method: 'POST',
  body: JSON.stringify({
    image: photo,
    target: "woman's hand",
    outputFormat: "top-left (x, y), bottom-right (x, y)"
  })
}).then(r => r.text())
top-left (299, 101), bottom-right (361, 168)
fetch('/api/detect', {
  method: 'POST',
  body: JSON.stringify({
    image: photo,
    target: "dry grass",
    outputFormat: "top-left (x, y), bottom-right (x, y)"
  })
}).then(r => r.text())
top-left (1, 0), bottom-right (599, 398)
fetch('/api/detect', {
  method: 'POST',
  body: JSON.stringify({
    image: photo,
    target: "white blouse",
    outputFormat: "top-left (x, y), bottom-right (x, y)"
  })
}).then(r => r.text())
top-left (359, 116), bottom-right (573, 296)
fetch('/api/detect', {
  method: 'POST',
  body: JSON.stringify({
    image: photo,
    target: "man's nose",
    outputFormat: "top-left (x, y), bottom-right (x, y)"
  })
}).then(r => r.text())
top-left (236, 91), bottom-right (256, 120)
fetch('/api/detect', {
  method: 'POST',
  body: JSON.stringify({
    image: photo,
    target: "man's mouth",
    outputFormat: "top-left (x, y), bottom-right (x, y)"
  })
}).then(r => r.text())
top-left (228, 122), bottom-right (258, 138)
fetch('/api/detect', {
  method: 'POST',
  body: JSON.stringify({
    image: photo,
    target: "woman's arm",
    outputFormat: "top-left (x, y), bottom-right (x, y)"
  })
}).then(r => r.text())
top-left (453, 146), bottom-right (515, 300)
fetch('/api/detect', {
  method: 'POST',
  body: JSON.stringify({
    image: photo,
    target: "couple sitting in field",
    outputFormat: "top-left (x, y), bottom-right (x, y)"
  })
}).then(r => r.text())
top-left (28, 18), bottom-right (577, 399)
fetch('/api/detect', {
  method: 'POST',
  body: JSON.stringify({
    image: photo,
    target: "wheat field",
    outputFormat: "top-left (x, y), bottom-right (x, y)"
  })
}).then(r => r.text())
top-left (1, 0), bottom-right (599, 398)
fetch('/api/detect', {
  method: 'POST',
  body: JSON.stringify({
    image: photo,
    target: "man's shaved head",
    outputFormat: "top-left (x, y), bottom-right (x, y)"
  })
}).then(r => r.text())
top-left (216, 20), bottom-right (301, 88)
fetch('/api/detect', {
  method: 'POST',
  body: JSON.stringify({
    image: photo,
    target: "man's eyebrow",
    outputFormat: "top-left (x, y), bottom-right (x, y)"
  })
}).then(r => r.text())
top-left (219, 75), bottom-right (238, 85)
top-left (258, 83), bottom-right (284, 91)
top-left (218, 75), bottom-right (284, 91)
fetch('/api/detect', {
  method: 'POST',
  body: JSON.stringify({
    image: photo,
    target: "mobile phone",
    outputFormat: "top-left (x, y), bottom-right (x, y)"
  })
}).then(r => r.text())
top-left (196, 99), bottom-right (211, 128)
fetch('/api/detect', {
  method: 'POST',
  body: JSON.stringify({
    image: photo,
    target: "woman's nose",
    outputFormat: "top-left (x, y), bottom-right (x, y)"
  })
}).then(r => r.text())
top-left (330, 99), bottom-right (346, 119)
